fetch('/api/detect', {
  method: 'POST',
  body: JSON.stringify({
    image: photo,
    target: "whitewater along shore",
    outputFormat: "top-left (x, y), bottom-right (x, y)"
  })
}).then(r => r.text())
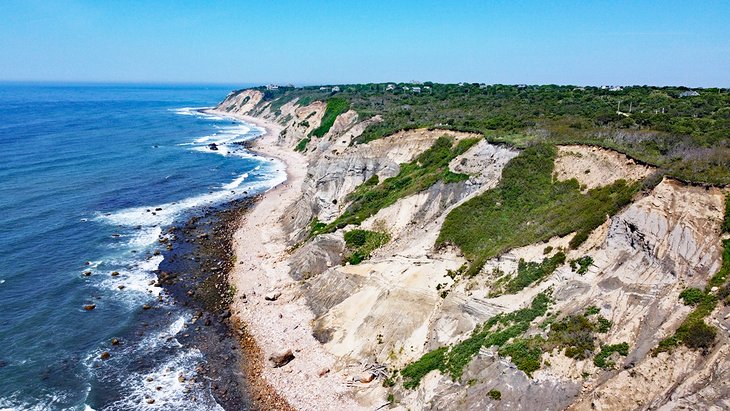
top-left (203, 109), bottom-right (369, 410)
top-left (153, 198), bottom-right (257, 409)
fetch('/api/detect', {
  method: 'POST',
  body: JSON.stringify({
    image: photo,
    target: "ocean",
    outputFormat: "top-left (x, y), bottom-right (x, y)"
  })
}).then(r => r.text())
top-left (0, 83), bottom-right (284, 410)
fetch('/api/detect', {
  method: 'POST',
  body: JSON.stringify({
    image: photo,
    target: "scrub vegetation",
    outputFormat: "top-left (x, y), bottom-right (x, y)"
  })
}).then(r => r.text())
top-left (316, 136), bottom-right (478, 235)
top-left (239, 83), bottom-right (730, 185)
top-left (437, 144), bottom-right (640, 276)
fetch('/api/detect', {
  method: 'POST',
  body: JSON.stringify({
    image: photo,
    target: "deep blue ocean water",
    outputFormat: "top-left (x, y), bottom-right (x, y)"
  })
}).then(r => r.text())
top-left (0, 84), bottom-right (283, 410)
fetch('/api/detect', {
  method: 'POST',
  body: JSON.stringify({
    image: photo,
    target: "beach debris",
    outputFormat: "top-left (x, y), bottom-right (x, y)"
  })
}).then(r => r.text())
top-left (269, 349), bottom-right (295, 367)
top-left (264, 291), bottom-right (282, 301)
top-left (100, 351), bottom-right (110, 360)
top-left (83, 304), bottom-right (96, 311)
top-left (318, 367), bottom-right (330, 377)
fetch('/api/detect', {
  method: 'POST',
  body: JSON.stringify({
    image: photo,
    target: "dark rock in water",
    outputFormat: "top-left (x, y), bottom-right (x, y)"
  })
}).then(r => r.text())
top-left (111, 338), bottom-right (120, 345)
top-left (219, 309), bottom-right (231, 319)
top-left (83, 304), bottom-right (96, 311)
top-left (83, 271), bottom-right (92, 276)
top-left (269, 349), bottom-right (294, 368)
top-left (100, 351), bottom-right (110, 360)
top-left (111, 271), bottom-right (119, 276)
top-left (142, 304), bottom-right (151, 310)
top-left (208, 143), bottom-right (219, 151)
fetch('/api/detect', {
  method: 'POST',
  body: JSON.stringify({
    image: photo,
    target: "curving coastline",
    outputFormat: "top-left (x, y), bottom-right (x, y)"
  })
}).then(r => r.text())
top-left (204, 109), bottom-right (365, 410)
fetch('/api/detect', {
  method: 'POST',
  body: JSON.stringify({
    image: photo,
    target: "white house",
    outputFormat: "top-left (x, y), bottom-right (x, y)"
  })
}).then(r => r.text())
top-left (679, 90), bottom-right (700, 97)
top-left (266, 84), bottom-right (279, 90)
top-left (412, 87), bottom-right (421, 93)
top-left (386, 84), bottom-right (396, 91)
top-left (331, 86), bottom-right (340, 92)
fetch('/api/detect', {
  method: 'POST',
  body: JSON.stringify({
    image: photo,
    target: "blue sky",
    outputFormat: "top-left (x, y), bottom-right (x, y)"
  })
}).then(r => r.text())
top-left (1, 0), bottom-right (728, 86)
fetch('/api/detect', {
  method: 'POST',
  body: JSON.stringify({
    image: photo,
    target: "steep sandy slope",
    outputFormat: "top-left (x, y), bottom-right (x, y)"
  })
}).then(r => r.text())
top-left (215, 90), bottom-right (729, 411)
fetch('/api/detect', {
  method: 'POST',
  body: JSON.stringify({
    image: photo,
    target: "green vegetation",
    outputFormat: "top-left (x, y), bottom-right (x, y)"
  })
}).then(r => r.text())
top-left (544, 315), bottom-right (597, 360)
top-left (723, 194), bottom-right (730, 233)
top-left (294, 137), bottom-right (310, 152)
top-left (401, 292), bottom-right (550, 388)
top-left (500, 337), bottom-right (544, 376)
top-left (597, 317), bottom-right (612, 333)
top-left (235, 83), bottom-right (730, 185)
top-left (487, 389), bottom-right (502, 400)
top-left (654, 203), bottom-right (729, 355)
top-left (570, 256), bottom-right (594, 274)
top-left (679, 288), bottom-right (707, 306)
top-left (318, 136), bottom-right (478, 234)
top-left (594, 343), bottom-right (629, 369)
top-left (584, 306), bottom-right (600, 315)
top-left (438, 144), bottom-right (640, 276)
top-left (343, 229), bottom-right (390, 265)
top-left (310, 98), bottom-right (350, 138)
top-left (503, 252), bottom-right (566, 293)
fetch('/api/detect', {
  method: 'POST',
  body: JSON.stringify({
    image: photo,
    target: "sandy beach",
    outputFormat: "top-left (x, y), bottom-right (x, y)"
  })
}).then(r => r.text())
top-left (205, 110), bottom-right (369, 410)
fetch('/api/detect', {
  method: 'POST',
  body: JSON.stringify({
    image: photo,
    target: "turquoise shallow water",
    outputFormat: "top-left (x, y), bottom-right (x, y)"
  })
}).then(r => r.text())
top-left (0, 83), bottom-right (281, 410)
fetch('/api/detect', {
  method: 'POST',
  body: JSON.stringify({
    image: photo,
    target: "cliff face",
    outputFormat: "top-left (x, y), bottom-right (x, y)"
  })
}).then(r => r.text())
top-left (217, 90), bottom-right (730, 411)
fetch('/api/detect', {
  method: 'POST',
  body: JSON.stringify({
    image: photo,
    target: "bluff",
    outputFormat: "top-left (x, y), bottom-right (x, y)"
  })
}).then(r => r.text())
top-left (215, 87), bottom-right (730, 411)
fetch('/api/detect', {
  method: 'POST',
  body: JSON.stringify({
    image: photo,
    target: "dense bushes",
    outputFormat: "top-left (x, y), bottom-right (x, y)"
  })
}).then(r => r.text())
top-left (401, 293), bottom-right (551, 388)
top-left (343, 229), bottom-right (390, 264)
top-left (236, 83), bottom-right (730, 184)
top-left (438, 144), bottom-right (639, 276)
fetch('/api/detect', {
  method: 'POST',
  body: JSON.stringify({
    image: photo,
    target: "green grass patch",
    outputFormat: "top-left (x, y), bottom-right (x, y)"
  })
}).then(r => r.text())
top-left (310, 98), bottom-right (350, 138)
top-left (722, 194), bottom-right (730, 233)
top-left (499, 337), bottom-right (545, 376)
top-left (679, 287), bottom-right (707, 306)
top-left (570, 256), bottom-right (594, 274)
top-left (544, 315), bottom-right (597, 360)
top-left (400, 292), bottom-right (550, 388)
top-left (438, 144), bottom-right (640, 276)
top-left (318, 136), bottom-right (478, 235)
top-left (503, 252), bottom-right (566, 293)
top-left (294, 137), bottom-right (311, 152)
top-left (343, 229), bottom-right (390, 265)
top-left (487, 389), bottom-right (502, 400)
top-left (594, 342), bottom-right (629, 368)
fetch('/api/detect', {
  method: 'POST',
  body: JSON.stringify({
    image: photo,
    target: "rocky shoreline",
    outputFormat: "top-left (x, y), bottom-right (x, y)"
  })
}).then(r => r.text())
top-left (156, 197), bottom-right (291, 410)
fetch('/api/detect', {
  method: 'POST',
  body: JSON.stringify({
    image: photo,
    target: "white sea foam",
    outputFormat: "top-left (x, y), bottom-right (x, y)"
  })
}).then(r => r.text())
top-left (222, 173), bottom-right (248, 190)
top-left (98, 165), bottom-right (286, 228)
top-left (103, 349), bottom-right (224, 411)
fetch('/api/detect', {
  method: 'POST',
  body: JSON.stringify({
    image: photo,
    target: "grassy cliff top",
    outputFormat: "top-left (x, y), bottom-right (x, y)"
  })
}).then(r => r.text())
top-left (236, 83), bottom-right (730, 185)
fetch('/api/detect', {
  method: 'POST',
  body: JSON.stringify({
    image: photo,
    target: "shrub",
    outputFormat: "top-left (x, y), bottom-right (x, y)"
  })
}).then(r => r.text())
top-left (570, 256), bottom-right (594, 274)
top-left (504, 252), bottom-right (566, 292)
top-left (679, 288), bottom-right (707, 306)
top-left (683, 321), bottom-right (717, 351)
top-left (438, 144), bottom-right (639, 276)
top-left (594, 342), bottom-right (629, 368)
top-left (343, 229), bottom-right (390, 265)
top-left (488, 389), bottom-right (502, 400)
top-left (310, 98), bottom-right (350, 138)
